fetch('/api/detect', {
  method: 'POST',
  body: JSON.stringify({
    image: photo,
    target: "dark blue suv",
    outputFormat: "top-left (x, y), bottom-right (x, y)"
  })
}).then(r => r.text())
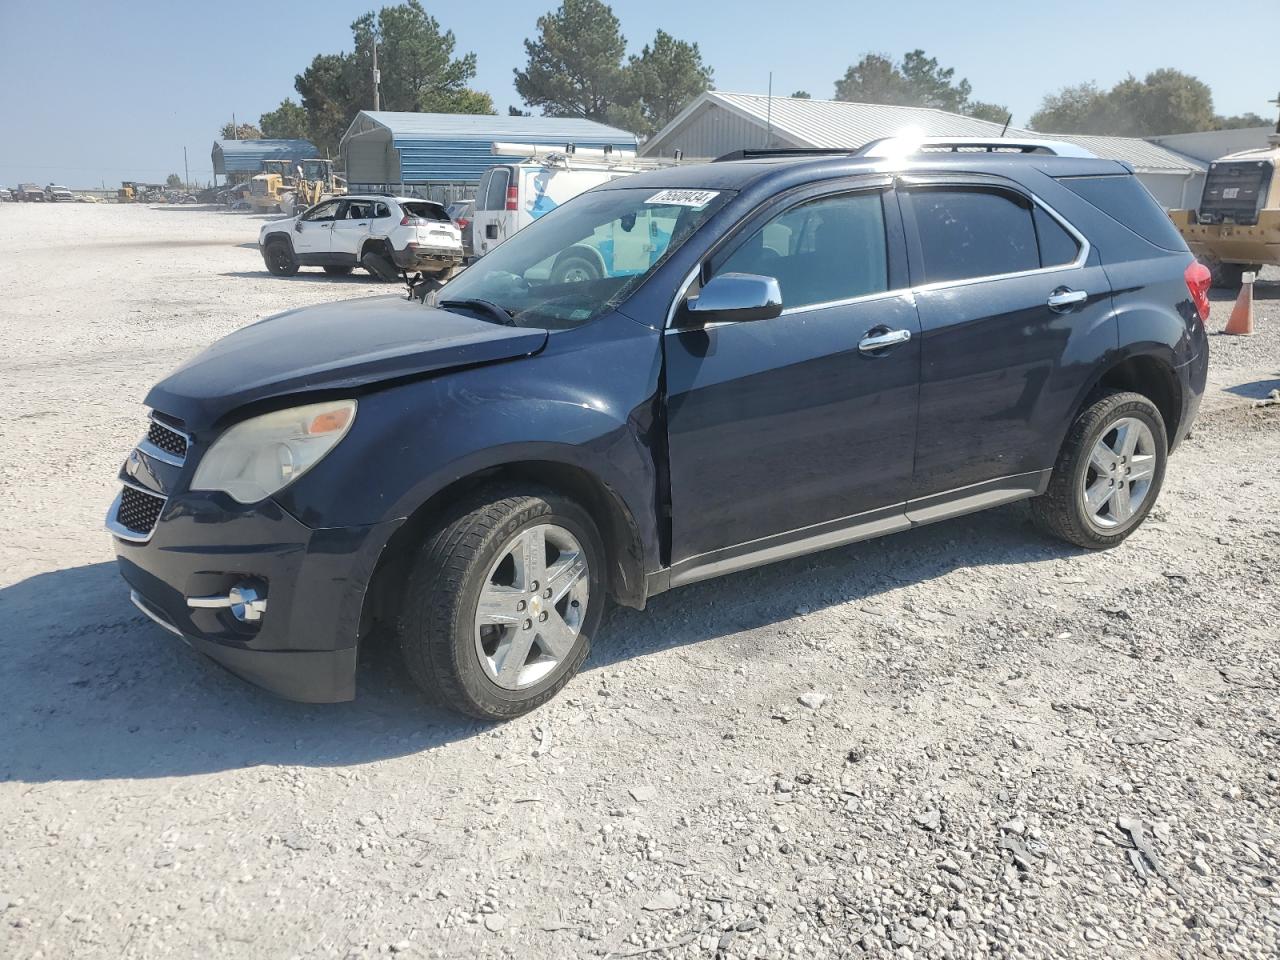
top-left (108, 138), bottom-right (1210, 719)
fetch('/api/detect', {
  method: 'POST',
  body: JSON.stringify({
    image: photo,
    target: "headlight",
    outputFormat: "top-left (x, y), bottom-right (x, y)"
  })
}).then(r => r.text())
top-left (191, 400), bottom-right (356, 504)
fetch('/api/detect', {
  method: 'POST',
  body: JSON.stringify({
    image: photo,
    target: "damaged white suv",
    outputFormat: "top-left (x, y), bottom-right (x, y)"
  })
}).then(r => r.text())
top-left (259, 195), bottom-right (464, 281)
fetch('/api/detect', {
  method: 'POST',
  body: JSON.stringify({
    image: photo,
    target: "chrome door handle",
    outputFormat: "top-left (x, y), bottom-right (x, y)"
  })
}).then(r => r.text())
top-left (858, 328), bottom-right (912, 354)
top-left (1047, 288), bottom-right (1088, 310)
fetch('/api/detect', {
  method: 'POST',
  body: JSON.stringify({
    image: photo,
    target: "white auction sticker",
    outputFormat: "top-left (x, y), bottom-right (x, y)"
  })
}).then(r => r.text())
top-left (646, 189), bottom-right (720, 208)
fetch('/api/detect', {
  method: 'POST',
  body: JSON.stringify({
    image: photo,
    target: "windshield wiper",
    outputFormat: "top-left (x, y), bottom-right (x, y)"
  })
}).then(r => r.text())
top-left (437, 298), bottom-right (516, 326)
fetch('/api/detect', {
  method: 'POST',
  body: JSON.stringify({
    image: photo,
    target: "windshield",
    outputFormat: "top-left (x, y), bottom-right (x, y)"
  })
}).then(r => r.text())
top-left (436, 186), bottom-right (732, 329)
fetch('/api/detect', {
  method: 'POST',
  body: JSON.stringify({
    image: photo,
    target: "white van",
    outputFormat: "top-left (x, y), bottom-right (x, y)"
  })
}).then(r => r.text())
top-left (471, 146), bottom-right (668, 258)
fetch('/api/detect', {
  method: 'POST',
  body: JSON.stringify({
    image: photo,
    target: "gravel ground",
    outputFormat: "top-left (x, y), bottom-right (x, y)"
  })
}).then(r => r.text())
top-left (1, 203), bottom-right (1278, 960)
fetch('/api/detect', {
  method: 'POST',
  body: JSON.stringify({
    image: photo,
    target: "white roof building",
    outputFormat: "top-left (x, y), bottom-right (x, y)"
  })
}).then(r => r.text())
top-left (641, 92), bottom-right (1209, 208)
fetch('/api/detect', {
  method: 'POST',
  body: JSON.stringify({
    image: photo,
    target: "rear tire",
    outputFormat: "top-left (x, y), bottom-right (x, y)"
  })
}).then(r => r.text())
top-left (264, 239), bottom-right (299, 276)
top-left (322, 265), bottom-right (353, 276)
top-left (398, 487), bottom-right (606, 720)
top-left (1030, 391), bottom-right (1168, 549)
top-left (361, 247), bottom-right (400, 281)
top-left (1209, 261), bottom-right (1245, 289)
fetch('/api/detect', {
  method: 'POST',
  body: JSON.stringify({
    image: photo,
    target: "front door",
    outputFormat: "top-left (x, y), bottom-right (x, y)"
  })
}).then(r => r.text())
top-left (293, 198), bottom-right (341, 261)
top-left (664, 185), bottom-right (921, 573)
top-left (899, 181), bottom-right (1115, 499)
top-left (330, 198), bottom-right (376, 262)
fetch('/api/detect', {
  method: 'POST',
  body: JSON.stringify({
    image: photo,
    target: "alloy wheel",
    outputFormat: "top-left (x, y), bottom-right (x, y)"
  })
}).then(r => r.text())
top-left (473, 523), bottom-right (590, 690)
top-left (1080, 417), bottom-right (1157, 529)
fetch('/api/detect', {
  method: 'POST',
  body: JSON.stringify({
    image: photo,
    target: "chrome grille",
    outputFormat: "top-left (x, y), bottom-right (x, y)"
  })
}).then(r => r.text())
top-left (115, 485), bottom-right (165, 538)
top-left (146, 420), bottom-right (188, 459)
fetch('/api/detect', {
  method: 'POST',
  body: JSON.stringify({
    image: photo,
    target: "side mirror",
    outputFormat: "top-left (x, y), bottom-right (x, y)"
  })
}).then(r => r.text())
top-left (684, 273), bottom-right (783, 325)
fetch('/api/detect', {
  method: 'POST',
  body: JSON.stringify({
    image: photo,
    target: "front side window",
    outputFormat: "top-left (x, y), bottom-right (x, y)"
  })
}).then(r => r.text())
top-left (302, 199), bottom-right (340, 222)
top-left (436, 186), bottom-right (732, 329)
top-left (910, 188), bottom-right (1039, 283)
top-left (716, 192), bottom-right (888, 309)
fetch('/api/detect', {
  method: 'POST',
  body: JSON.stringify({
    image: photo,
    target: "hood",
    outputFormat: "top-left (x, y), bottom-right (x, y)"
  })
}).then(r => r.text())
top-left (146, 296), bottom-right (547, 429)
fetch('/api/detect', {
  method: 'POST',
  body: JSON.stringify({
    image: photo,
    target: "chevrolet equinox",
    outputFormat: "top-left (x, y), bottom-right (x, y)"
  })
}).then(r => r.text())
top-left (108, 138), bottom-right (1210, 719)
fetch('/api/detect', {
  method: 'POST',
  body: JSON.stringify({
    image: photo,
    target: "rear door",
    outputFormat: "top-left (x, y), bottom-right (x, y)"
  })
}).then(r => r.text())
top-left (900, 178), bottom-right (1114, 504)
top-left (329, 198), bottom-right (375, 261)
top-left (474, 166), bottom-right (514, 257)
top-left (664, 181), bottom-right (921, 572)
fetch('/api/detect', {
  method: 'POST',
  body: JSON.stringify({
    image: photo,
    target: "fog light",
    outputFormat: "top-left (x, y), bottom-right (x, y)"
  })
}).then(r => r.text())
top-left (187, 583), bottom-right (268, 623)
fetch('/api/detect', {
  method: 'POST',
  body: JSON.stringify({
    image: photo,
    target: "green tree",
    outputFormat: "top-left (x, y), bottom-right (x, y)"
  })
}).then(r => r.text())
top-left (295, 54), bottom-right (352, 156)
top-left (260, 98), bottom-right (310, 139)
top-left (1029, 70), bottom-right (1217, 136)
top-left (790, 90), bottom-right (812, 99)
top-left (966, 101), bottom-right (1011, 124)
top-left (1213, 111), bottom-right (1269, 130)
top-left (514, 0), bottom-right (627, 121)
top-left (219, 121), bottom-right (263, 140)
top-left (165, 173), bottom-right (182, 188)
top-left (294, 2), bottom-right (487, 156)
top-left (833, 50), bottom-right (1006, 121)
top-left (617, 29), bottom-right (712, 136)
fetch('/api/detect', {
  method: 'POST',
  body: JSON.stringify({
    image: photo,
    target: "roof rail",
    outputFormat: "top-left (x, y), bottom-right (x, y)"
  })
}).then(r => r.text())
top-left (713, 147), bottom-right (855, 163)
top-left (856, 137), bottom-right (1098, 159)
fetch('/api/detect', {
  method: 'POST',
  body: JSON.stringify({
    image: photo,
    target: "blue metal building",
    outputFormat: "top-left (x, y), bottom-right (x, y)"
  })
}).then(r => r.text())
top-left (341, 111), bottom-right (638, 199)
top-left (211, 139), bottom-right (317, 181)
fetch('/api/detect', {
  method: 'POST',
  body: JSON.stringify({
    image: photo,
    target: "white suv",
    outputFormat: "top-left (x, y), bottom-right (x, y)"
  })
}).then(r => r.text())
top-left (258, 195), bottom-right (464, 281)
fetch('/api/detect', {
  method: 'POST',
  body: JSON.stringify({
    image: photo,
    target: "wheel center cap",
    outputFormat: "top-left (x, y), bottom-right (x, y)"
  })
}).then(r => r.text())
top-left (529, 595), bottom-right (543, 617)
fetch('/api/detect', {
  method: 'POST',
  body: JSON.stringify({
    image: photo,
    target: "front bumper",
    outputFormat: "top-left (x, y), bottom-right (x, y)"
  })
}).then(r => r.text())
top-left (110, 491), bottom-right (402, 703)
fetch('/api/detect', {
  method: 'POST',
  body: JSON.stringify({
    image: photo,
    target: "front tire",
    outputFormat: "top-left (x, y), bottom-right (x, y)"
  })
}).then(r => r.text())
top-left (263, 239), bottom-right (299, 276)
top-left (1030, 391), bottom-right (1168, 549)
top-left (399, 487), bottom-right (606, 720)
top-left (551, 253), bottom-right (601, 284)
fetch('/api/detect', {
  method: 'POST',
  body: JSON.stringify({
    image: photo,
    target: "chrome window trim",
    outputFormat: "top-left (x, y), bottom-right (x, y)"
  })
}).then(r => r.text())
top-left (901, 186), bottom-right (1090, 293)
top-left (662, 179), bottom-right (1090, 331)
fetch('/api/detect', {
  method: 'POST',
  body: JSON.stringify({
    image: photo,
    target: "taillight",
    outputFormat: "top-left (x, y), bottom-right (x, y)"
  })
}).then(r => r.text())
top-left (456, 218), bottom-right (470, 229)
top-left (400, 214), bottom-right (415, 226)
top-left (1184, 260), bottom-right (1211, 323)
top-left (505, 184), bottom-right (518, 211)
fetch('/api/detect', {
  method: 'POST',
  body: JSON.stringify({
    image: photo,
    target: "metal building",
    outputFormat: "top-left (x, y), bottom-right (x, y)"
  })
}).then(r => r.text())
top-left (340, 111), bottom-right (639, 201)
top-left (641, 92), bottom-right (1207, 208)
top-left (211, 139), bottom-right (317, 183)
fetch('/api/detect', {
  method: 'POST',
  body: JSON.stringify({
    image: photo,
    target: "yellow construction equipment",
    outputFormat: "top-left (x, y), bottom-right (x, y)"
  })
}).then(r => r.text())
top-left (280, 159), bottom-right (346, 216)
top-left (1169, 113), bottom-right (1280, 289)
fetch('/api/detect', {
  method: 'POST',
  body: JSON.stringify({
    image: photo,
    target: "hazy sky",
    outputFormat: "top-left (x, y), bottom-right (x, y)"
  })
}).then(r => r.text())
top-left (0, 0), bottom-right (1273, 186)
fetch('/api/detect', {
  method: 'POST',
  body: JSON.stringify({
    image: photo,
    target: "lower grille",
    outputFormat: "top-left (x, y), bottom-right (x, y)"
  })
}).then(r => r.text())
top-left (115, 484), bottom-right (166, 538)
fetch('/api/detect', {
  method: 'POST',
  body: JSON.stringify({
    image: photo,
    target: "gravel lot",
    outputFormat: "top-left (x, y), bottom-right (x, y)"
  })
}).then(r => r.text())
top-left (1, 203), bottom-right (1278, 960)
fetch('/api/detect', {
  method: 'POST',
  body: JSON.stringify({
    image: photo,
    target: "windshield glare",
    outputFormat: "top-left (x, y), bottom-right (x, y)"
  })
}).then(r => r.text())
top-left (436, 186), bottom-right (732, 328)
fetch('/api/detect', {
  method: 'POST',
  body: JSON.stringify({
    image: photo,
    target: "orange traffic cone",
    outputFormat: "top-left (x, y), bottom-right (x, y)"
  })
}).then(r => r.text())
top-left (1224, 271), bottom-right (1255, 335)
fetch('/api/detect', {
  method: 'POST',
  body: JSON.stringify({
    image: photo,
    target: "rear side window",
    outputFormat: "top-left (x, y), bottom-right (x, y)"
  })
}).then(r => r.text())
top-left (401, 201), bottom-right (449, 222)
top-left (909, 188), bottom-right (1039, 283)
top-left (1033, 206), bottom-right (1081, 267)
top-left (480, 167), bottom-right (511, 212)
top-left (1055, 175), bottom-right (1186, 251)
top-left (716, 191), bottom-right (889, 309)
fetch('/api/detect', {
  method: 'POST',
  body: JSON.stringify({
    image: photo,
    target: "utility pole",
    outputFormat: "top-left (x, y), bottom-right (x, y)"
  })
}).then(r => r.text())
top-left (372, 39), bottom-right (381, 111)
top-left (232, 113), bottom-right (238, 139)
top-left (183, 146), bottom-right (189, 190)
top-left (765, 72), bottom-right (773, 147)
